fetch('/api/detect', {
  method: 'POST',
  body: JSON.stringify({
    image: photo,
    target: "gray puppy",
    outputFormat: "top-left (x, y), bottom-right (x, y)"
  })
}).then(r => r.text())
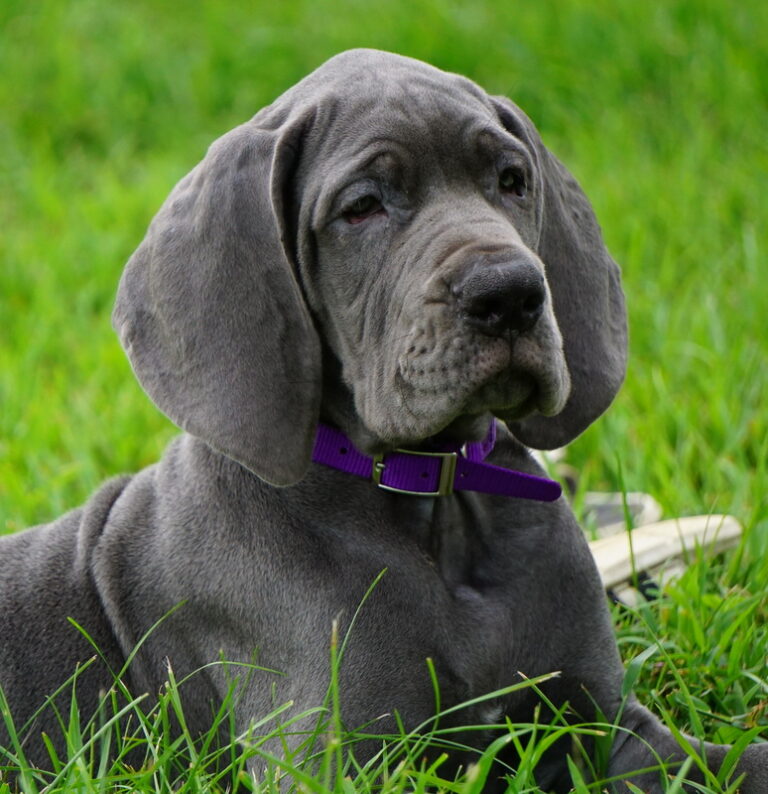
top-left (1, 50), bottom-right (765, 792)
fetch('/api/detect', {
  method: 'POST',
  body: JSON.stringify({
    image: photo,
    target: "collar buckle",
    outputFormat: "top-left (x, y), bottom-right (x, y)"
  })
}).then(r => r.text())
top-left (371, 449), bottom-right (458, 497)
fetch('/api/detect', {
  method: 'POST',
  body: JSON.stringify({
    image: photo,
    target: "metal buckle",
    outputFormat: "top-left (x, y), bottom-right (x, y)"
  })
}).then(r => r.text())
top-left (371, 449), bottom-right (458, 497)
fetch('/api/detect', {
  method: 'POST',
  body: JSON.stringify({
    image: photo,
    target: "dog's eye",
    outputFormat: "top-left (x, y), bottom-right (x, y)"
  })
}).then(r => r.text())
top-left (343, 195), bottom-right (384, 224)
top-left (499, 167), bottom-right (527, 199)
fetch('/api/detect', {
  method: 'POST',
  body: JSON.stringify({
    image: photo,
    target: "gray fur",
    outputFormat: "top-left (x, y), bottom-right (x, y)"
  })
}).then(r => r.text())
top-left (1, 50), bottom-right (765, 792)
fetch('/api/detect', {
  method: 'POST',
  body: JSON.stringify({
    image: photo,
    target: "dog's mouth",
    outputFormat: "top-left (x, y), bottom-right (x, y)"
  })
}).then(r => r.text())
top-left (358, 328), bottom-right (569, 447)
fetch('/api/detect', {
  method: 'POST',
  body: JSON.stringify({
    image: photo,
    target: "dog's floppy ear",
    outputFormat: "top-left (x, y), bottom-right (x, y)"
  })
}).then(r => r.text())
top-left (492, 97), bottom-right (628, 449)
top-left (113, 108), bottom-right (321, 485)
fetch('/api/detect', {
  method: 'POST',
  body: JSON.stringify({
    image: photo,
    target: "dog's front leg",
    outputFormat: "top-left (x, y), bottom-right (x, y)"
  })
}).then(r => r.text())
top-left (608, 698), bottom-right (768, 792)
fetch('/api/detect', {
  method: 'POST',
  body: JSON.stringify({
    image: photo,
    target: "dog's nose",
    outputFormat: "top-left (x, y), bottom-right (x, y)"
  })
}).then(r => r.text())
top-left (454, 260), bottom-right (546, 337)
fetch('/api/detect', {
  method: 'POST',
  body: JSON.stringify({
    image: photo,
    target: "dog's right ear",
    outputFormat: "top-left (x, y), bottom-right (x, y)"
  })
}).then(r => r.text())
top-left (113, 108), bottom-right (321, 486)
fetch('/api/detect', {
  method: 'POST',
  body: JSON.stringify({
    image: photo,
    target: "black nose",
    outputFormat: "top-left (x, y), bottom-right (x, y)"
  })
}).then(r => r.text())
top-left (454, 260), bottom-right (546, 337)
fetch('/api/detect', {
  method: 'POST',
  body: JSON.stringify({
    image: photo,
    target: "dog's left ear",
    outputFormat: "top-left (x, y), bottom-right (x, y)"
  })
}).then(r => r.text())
top-left (492, 97), bottom-right (628, 449)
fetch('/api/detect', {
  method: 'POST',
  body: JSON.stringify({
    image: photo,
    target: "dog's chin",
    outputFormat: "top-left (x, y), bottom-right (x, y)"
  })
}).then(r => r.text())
top-left (427, 413), bottom-right (494, 444)
top-left (472, 359), bottom-right (570, 421)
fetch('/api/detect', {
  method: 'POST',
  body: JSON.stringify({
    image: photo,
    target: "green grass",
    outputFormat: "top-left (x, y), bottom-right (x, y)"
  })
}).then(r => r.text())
top-left (0, 610), bottom-right (757, 794)
top-left (1, 0), bottom-right (766, 791)
top-left (0, 633), bottom-right (583, 794)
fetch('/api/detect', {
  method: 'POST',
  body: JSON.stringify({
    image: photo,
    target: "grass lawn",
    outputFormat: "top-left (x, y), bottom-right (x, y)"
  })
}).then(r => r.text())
top-left (1, 0), bottom-right (766, 791)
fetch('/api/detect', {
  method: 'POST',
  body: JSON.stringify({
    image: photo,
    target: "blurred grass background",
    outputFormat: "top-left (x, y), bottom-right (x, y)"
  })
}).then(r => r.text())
top-left (1, 0), bottom-right (766, 762)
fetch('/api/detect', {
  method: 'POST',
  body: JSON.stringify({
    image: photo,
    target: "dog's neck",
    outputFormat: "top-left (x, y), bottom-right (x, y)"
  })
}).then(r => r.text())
top-left (311, 421), bottom-right (561, 501)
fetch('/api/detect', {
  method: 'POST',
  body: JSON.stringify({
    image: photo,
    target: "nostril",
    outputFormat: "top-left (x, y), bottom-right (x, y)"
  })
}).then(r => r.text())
top-left (522, 292), bottom-right (544, 314)
top-left (473, 297), bottom-right (504, 323)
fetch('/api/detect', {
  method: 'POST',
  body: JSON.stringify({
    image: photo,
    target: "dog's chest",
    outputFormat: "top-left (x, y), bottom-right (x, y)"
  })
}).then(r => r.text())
top-left (319, 492), bottom-right (555, 719)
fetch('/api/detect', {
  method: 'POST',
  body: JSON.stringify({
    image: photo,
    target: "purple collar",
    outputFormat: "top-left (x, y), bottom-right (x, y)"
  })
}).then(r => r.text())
top-left (311, 422), bottom-right (561, 501)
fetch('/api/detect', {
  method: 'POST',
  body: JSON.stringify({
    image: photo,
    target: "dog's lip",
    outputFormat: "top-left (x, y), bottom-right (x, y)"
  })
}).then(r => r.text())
top-left (493, 384), bottom-right (564, 426)
top-left (472, 347), bottom-right (570, 415)
top-left (497, 373), bottom-right (569, 423)
top-left (492, 390), bottom-right (539, 422)
top-left (536, 360), bottom-right (571, 416)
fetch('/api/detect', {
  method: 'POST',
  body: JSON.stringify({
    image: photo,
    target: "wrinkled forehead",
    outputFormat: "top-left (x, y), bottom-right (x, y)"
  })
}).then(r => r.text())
top-left (283, 49), bottom-right (500, 164)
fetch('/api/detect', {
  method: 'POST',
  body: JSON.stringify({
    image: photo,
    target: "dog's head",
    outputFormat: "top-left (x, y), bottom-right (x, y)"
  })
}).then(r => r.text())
top-left (114, 49), bottom-right (627, 485)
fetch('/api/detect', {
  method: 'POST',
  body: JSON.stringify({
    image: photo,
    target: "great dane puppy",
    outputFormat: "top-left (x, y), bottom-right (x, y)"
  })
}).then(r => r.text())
top-left (1, 49), bottom-right (765, 792)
